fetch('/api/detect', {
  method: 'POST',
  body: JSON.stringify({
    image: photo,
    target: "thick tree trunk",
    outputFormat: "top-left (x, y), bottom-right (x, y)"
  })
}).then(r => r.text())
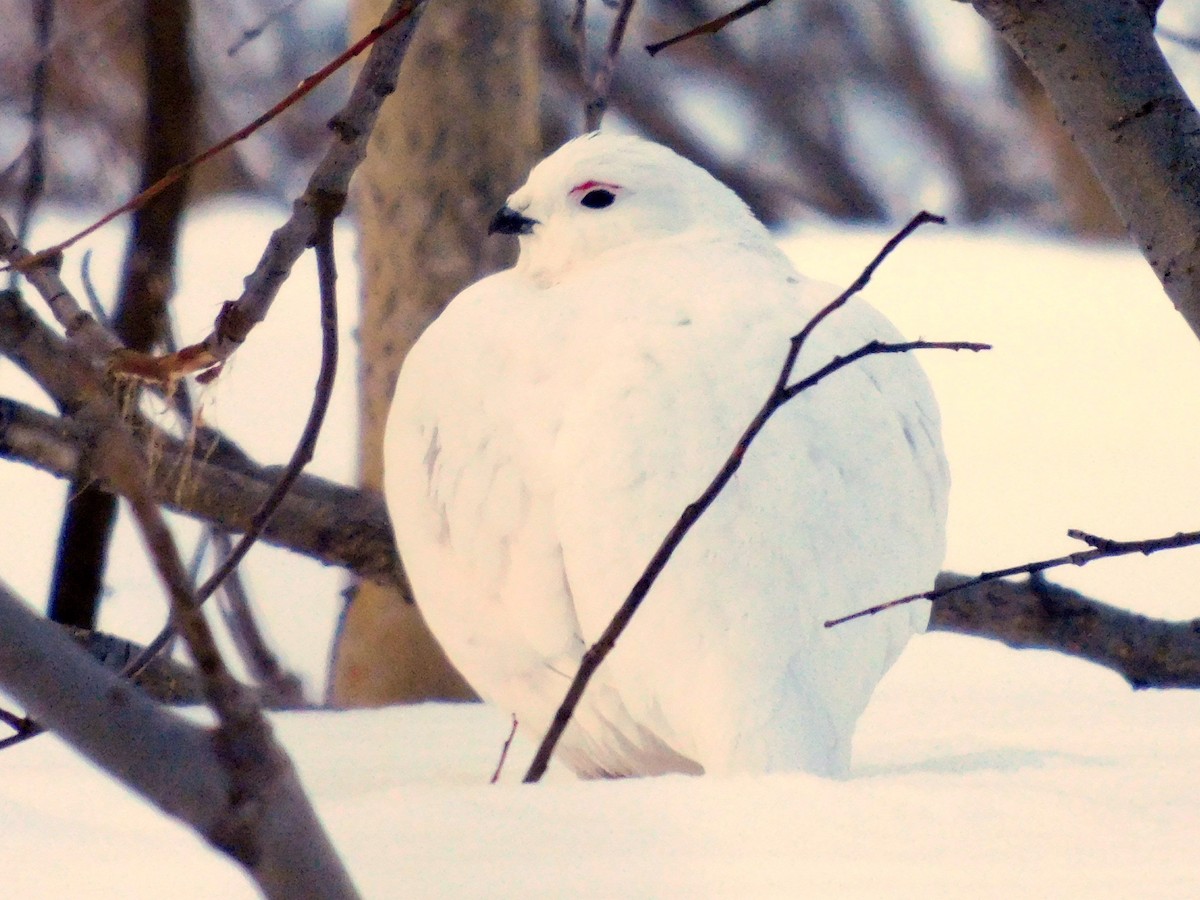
top-left (972, 0), bottom-right (1200, 335)
top-left (330, 0), bottom-right (540, 705)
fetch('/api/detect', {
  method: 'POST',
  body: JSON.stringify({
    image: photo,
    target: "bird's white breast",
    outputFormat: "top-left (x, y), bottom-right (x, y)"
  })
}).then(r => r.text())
top-left (386, 234), bottom-right (947, 777)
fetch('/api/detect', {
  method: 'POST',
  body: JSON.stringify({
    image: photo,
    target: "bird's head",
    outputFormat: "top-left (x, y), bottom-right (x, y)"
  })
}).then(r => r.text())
top-left (490, 132), bottom-right (766, 287)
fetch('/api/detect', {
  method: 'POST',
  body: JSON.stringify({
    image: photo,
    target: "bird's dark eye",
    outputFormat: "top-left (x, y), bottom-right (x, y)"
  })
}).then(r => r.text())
top-left (580, 188), bottom-right (616, 209)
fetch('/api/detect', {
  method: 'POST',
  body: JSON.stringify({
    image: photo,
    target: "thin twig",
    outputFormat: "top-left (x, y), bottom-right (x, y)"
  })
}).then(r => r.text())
top-left (9, 2), bottom-right (420, 271)
top-left (490, 715), bottom-right (519, 784)
top-left (826, 526), bottom-right (1200, 628)
top-left (783, 339), bottom-right (988, 399)
top-left (186, 531), bottom-right (210, 592)
top-left (646, 0), bottom-right (775, 57)
top-left (523, 212), bottom-right (979, 782)
top-left (772, 211), bottom-right (944, 395)
top-left (585, 0), bottom-right (637, 130)
top-left (167, 304), bottom-right (300, 701)
top-left (0, 203), bottom-right (123, 361)
top-left (123, 206), bottom-right (342, 682)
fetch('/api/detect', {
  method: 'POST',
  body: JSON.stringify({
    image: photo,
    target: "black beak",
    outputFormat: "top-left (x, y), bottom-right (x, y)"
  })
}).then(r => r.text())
top-left (488, 205), bottom-right (538, 236)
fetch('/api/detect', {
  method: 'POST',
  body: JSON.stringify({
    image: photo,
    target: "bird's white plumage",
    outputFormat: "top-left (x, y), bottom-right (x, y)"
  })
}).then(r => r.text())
top-left (385, 133), bottom-right (948, 778)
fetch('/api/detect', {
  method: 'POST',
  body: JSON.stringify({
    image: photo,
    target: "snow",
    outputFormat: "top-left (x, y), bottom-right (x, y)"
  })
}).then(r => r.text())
top-left (5, 649), bottom-right (1200, 897)
top-left (3, 204), bottom-right (1200, 896)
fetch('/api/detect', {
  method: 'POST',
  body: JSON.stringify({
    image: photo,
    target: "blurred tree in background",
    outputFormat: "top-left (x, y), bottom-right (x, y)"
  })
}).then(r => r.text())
top-left (13, 0), bottom-right (1198, 230)
top-left (330, 0), bottom-right (539, 706)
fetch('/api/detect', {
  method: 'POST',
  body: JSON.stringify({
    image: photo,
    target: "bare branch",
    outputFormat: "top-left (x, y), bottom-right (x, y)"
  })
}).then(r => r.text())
top-left (929, 572), bottom-right (1200, 689)
top-left (827, 526), bottom-right (1200, 627)
top-left (212, 530), bottom-right (306, 706)
top-left (12, 2), bottom-right (423, 272)
top-left (646, 0), bottom-right (775, 57)
top-left (0, 576), bottom-right (213, 773)
top-left (79, 250), bottom-right (111, 326)
top-left (109, 0), bottom-right (427, 383)
top-left (523, 212), bottom-right (983, 782)
top-left (585, 0), bottom-right (636, 131)
top-left (773, 211), bottom-right (945, 394)
top-left (0, 393), bottom-right (402, 584)
top-left (126, 206), bottom-right (343, 681)
top-left (0, 232), bottom-right (354, 890)
top-left (117, 413), bottom-right (333, 881)
top-left (206, 206), bottom-right (340, 601)
top-left (0, 215), bottom-right (122, 361)
top-left (490, 715), bottom-right (519, 784)
top-left (0, 579), bottom-right (359, 898)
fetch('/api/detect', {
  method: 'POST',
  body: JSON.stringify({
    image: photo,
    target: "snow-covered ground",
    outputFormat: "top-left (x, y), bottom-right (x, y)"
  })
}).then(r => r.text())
top-left (3, 205), bottom-right (1200, 897)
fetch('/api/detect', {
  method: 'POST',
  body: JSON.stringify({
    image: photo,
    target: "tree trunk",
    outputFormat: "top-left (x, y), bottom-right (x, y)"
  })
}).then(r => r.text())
top-left (995, 37), bottom-right (1123, 238)
top-left (329, 0), bottom-right (540, 705)
top-left (47, 0), bottom-right (195, 628)
top-left (971, 0), bottom-right (1200, 335)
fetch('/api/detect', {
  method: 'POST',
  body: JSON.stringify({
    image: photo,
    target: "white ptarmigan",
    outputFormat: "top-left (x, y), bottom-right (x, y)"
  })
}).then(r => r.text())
top-left (385, 133), bottom-right (948, 778)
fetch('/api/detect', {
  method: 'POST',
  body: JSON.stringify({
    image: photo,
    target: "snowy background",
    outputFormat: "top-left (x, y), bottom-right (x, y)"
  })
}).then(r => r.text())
top-left (2, 203), bottom-right (1200, 897)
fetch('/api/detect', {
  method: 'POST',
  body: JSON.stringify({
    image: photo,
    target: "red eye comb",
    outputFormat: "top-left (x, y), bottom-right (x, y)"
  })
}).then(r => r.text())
top-left (569, 180), bottom-right (621, 194)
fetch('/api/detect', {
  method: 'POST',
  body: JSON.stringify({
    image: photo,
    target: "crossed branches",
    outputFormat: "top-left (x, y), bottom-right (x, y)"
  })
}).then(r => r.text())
top-left (0, 3), bottom-right (430, 894)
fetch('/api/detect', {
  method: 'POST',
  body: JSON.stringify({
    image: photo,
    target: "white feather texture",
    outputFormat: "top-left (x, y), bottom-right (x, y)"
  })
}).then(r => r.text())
top-left (385, 133), bottom-right (948, 778)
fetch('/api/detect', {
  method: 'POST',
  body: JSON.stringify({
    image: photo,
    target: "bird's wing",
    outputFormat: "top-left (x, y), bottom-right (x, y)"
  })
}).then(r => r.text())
top-left (385, 272), bottom-right (590, 715)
